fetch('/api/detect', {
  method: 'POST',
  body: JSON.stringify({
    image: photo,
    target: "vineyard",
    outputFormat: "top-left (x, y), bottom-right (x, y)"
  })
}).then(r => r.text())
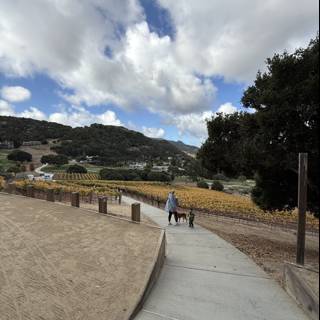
top-left (74, 180), bottom-right (319, 229)
top-left (53, 173), bottom-right (99, 180)
top-left (13, 179), bottom-right (119, 197)
top-left (0, 176), bottom-right (5, 190)
top-left (6, 178), bottom-right (319, 230)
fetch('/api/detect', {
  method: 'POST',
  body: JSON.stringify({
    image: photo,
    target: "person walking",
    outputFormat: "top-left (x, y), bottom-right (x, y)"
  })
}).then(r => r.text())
top-left (165, 191), bottom-right (178, 225)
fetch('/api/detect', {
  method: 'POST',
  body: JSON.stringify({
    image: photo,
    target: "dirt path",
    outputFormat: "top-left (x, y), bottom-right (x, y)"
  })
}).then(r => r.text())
top-left (196, 214), bottom-right (319, 284)
top-left (0, 194), bottom-right (161, 320)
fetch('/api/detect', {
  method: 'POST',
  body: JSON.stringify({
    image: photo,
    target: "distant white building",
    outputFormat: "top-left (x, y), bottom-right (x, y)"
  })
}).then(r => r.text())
top-left (22, 141), bottom-right (41, 146)
top-left (152, 165), bottom-right (169, 172)
top-left (129, 162), bottom-right (147, 170)
top-left (0, 140), bottom-right (14, 149)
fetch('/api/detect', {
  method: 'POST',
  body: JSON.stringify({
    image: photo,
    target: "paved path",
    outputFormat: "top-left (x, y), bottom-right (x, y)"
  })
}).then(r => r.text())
top-left (34, 163), bottom-right (48, 174)
top-left (122, 196), bottom-right (308, 320)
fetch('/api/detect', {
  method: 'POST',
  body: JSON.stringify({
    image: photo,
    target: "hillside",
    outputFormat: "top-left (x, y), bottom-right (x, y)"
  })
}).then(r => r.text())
top-left (168, 140), bottom-right (199, 157)
top-left (0, 116), bottom-right (189, 165)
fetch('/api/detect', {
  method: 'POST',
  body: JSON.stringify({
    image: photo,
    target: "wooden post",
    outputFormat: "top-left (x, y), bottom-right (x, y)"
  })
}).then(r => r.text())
top-left (131, 203), bottom-right (141, 222)
top-left (296, 153), bottom-right (308, 265)
top-left (7, 183), bottom-right (16, 194)
top-left (98, 197), bottom-right (107, 214)
top-left (71, 192), bottom-right (80, 208)
top-left (46, 189), bottom-right (55, 202)
top-left (118, 192), bottom-right (122, 205)
top-left (26, 185), bottom-right (35, 198)
top-left (58, 190), bottom-right (63, 202)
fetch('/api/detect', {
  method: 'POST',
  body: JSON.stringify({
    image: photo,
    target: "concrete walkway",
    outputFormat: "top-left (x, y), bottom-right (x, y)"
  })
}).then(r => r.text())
top-left (122, 196), bottom-right (308, 320)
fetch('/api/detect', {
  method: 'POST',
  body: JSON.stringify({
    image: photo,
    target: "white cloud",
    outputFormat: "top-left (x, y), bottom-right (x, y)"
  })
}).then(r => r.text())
top-left (159, 0), bottom-right (319, 82)
top-left (48, 107), bottom-right (122, 128)
top-left (171, 111), bottom-right (214, 139)
top-left (0, 1), bottom-right (216, 115)
top-left (216, 102), bottom-right (237, 115)
top-left (0, 99), bottom-right (122, 128)
top-left (1, 86), bottom-right (31, 102)
top-left (171, 102), bottom-right (238, 141)
top-left (0, 99), bottom-right (14, 116)
top-left (142, 126), bottom-right (165, 139)
top-left (0, 0), bottom-right (318, 138)
top-left (19, 107), bottom-right (47, 120)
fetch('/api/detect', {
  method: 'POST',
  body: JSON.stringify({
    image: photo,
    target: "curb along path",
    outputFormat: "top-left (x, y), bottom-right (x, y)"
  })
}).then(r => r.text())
top-left (122, 196), bottom-right (308, 320)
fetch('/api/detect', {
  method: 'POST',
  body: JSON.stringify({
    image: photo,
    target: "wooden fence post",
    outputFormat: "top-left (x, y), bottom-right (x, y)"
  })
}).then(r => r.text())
top-left (157, 196), bottom-right (160, 208)
top-left (118, 192), bottom-right (122, 205)
top-left (26, 185), bottom-right (35, 198)
top-left (296, 153), bottom-right (308, 265)
top-left (98, 197), bottom-right (107, 214)
top-left (8, 183), bottom-right (16, 194)
top-left (46, 189), bottom-right (55, 202)
top-left (131, 203), bottom-right (141, 222)
top-left (71, 192), bottom-right (80, 208)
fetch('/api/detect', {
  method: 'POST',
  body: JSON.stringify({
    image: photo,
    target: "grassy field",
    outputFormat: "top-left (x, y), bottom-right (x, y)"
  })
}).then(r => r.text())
top-left (42, 163), bottom-right (106, 173)
top-left (0, 149), bottom-right (15, 171)
top-left (174, 176), bottom-right (255, 195)
top-left (221, 179), bottom-right (255, 195)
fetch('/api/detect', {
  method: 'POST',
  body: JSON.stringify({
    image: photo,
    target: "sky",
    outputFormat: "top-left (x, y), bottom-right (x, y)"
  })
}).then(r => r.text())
top-left (0, 0), bottom-right (318, 146)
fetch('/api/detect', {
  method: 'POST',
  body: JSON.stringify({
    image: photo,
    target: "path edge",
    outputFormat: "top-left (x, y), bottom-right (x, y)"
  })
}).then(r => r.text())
top-left (126, 229), bottom-right (166, 320)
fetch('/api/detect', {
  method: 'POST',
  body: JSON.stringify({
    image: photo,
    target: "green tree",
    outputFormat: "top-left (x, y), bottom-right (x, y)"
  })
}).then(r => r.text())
top-left (41, 154), bottom-right (68, 166)
top-left (199, 36), bottom-right (319, 213)
top-left (67, 164), bottom-right (87, 174)
top-left (242, 36), bottom-right (319, 212)
top-left (7, 150), bottom-right (32, 162)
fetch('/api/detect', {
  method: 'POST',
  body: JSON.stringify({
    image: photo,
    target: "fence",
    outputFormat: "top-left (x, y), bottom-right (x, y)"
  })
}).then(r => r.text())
top-left (117, 188), bottom-right (319, 236)
top-left (4, 183), bottom-right (141, 223)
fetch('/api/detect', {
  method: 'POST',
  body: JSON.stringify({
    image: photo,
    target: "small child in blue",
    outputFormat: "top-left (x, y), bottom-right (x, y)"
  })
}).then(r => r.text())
top-left (189, 208), bottom-right (195, 228)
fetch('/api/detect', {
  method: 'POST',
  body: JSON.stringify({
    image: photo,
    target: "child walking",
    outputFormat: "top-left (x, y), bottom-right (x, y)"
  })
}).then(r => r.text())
top-left (189, 208), bottom-right (195, 228)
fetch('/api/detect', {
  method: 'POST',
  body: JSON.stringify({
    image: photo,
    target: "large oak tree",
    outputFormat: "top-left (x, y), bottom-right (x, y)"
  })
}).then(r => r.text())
top-left (198, 36), bottom-right (319, 213)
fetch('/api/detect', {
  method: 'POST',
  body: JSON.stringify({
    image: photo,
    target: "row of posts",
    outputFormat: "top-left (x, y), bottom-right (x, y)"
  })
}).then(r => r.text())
top-left (10, 184), bottom-right (141, 223)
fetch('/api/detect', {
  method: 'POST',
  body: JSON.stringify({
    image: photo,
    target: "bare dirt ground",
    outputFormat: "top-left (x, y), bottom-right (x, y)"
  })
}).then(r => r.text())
top-left (0, 193), bottom-right (161, 320)
top-left (80, 201), bottom-right (156, 226)
top-left (195, 214), bottom-right (319, 285)
top-left (20, 144), bottom-right (56, 168)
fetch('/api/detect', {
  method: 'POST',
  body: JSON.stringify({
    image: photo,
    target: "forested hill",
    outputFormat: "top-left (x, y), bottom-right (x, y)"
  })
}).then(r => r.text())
top-left (0, 116), bottom-right (72, 142)
top-left (168, 140), bottom-right (199, 156)
top-left (0, 116), bottom-right (188, 164)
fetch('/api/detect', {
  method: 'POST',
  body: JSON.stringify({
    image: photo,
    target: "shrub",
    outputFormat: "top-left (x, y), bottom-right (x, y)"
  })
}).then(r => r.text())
top-left (197, 181), bottom-right (209, 189)
top-left (212, 173), bottom-right (229, 181)
top-left (211, 180), bottom-right (224, 191)
top-left (41, 154), bottom-right (68, 166)
top-left (7, 150), bottom-right (32, 162)
top-left (125, 171), bottom-right (141, 181)
top-left (6, 165), bottom-right (22, 174)
top-left (147, 172), bottom-right (172, 182)
top-left (100, 169), bottom-right (125, 180)
top-left (238, 175), bottom-right (247, 182)
top-left (67, 164), bottom-right (87, 174)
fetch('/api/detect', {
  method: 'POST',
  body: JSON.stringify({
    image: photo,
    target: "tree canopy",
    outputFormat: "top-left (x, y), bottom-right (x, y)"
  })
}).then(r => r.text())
top-left (7, 150), bottom-right (32, 162)
top-left (67, 164), bottom-right (87, 174)
top-left (41, 154), bottom-right (68, 166)
top-left (198, 36), bottom-right (319, 213)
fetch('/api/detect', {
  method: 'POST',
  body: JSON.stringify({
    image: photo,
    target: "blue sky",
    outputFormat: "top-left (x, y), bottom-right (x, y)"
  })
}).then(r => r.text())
top-left (0, 0), bottom-right (318, 146)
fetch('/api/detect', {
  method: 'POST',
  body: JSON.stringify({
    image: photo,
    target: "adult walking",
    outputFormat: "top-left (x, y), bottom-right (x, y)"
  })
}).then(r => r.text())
top-left (165, 191), bottom-right (178, 225)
